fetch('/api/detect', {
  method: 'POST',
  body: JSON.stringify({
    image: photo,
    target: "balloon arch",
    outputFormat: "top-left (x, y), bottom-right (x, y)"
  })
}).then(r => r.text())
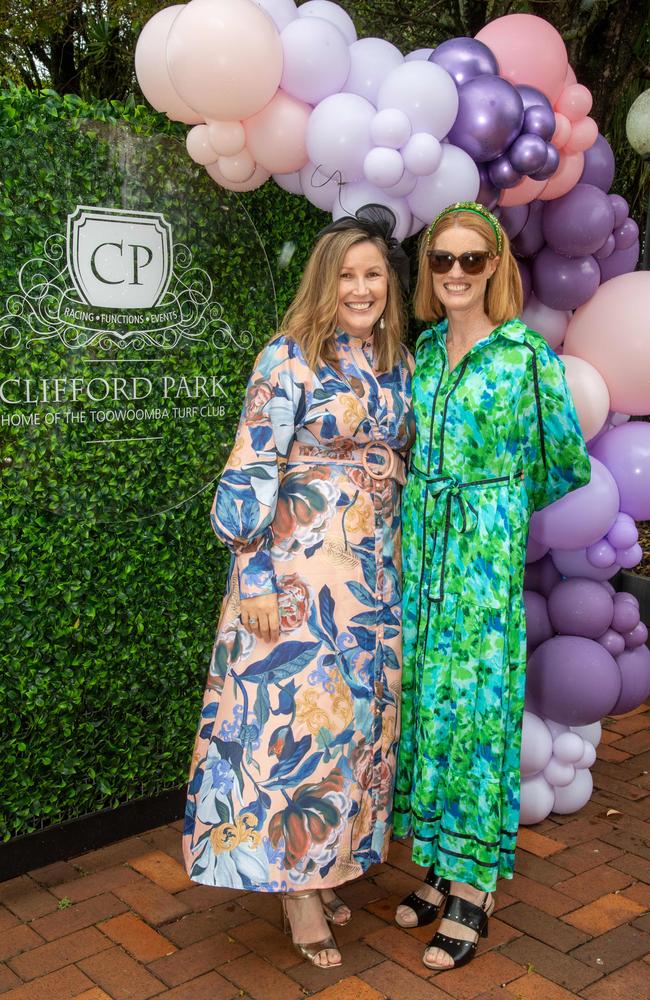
top-left (135, 0), bottom-right (650, 824)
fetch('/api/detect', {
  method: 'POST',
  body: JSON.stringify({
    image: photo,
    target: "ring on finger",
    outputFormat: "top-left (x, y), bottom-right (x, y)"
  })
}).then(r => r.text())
top-left (248, 616), bottom-right (258, 625)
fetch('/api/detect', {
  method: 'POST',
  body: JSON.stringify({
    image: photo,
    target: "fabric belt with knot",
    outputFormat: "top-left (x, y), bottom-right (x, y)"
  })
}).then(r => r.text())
top-left (287, 440), bottom-right (407, 485)
top-left (409, 464), bottom-right (522, 602)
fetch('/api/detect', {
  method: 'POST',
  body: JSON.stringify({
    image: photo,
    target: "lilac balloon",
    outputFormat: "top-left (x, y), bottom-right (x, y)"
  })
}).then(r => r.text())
top-left (525, 590), bottom-right (553, 653)
top-left (624, 621), bottom-right (649, 650)
top-left (575, 742), bottom-right (597, 769)
top-left (306, 92), bottom-right (374, 181)
top-left (448, 76), bottom-right (524, 163)
top-left (370, 108), bottom-right (411, 149)
top-left (512, 201), bottom-right (545, 257)
top-left (518, 259), bottom-right (532, 303)
top-left (551, 546), bottom-right (621, 581)
top-left (609, 194), bottom-right (629, 228)
top-left (547, 577), bottom-right (614, 638)
top-left (586, 540), bottom-right (617, 568)
top-left (524, 554), bottom-right (561, 597)
top-left (579, 133), bottom-right (615, 191)
top-left (405, 47), bottom-right (434, 61)
top-left (476, 164), bottom-right (499, 210)
top-left (273, 169), bottom-right (303, 195)
top-left (553, 731), bottom-right (585, 764)
top-left (533, 246), bottom-right (601, 311)
top-left (553, 768), bottom-right (593, 815)
top-left (531, 144), bottom-right (560, 182)
top-left (498, 204), bottom-right (529, 240)
top-left (598, 628), bottom-right (626, 656)
top-left (542, 183), bottom-right (616, 257)
top-left (607, 514), bottom-right (638, 550)
top-left (509, 133), bottom-right (549, 175)
top-left (280, 16), bottom-right (351, 104)
top-left (598, 240), bottom-right (640, 282)
top-left (488, 154), bottom-right (522, 189)
top-left (617, 543), bottom-right (643, 569)
top-left (520, 710), bottom-right (553, 776)
top-left (520, 773), bottom-right (555, 825)
top-left (614, 218), bottom-right (640, 251)
top-left (544, 756), bottom-right (575, 786)
top-left (611, 645), bottom-right (650, 715)
top-left (602, 581), bottom-right (617, 596)
top-left (591, 423), bottom-right (650, 520)
top-left (572, 721), bottom-right (602, 746)
top-left (530, 457), bottom-right (619, 550)
top-left (527, 635), bottom-right (622, 725)
top-left (594, 234), bottom-right (616, 260)
top-left (363, 147), bottom-right (405, 188)
top-left (429, 36), bottom-right (498, 86)
top-left (612, 597), bottom-right (640, 633)
top-left (526, 533), bottom-right (549, 563)
top-left (523, 105), bottom-right (556, 142)
top-left (344, 37), bottom-right (404, 105)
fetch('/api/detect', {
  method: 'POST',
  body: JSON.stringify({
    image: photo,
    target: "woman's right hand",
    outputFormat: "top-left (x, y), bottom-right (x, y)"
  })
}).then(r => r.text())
top-left (240, 594), bottom-right (280, 643)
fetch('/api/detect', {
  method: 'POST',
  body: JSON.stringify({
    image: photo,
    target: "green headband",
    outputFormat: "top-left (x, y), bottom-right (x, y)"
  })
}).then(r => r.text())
top-left (426, 201), bottom-right (503, 254)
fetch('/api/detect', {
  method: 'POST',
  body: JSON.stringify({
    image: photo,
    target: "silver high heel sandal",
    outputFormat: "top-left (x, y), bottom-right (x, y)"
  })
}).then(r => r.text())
top-left (281, 890), bottom-right (342, 967)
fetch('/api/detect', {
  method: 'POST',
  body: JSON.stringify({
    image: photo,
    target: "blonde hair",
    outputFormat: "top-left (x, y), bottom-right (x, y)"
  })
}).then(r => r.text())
top-left (279, 229), bottom-right (405, 372)
top-left (413, 210), bottom-right (522, 324)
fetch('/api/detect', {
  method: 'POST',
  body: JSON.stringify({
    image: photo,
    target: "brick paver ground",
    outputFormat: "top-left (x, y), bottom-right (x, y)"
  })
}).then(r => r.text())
top-left (2, 704), bottom-right (650, 999)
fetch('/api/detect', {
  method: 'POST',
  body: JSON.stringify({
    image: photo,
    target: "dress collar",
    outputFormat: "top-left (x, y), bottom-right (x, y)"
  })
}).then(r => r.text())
top-left (421, 316), bottom-right (526, 351)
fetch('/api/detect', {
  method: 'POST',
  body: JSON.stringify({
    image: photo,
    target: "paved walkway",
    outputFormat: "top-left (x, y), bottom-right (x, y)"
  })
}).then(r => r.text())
top-left (1, 704), bottom-right (649, 1000)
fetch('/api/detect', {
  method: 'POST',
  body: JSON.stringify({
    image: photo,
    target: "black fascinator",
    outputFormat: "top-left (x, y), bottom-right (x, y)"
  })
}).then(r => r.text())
top-left (316, 203), bottom-right (410, 293)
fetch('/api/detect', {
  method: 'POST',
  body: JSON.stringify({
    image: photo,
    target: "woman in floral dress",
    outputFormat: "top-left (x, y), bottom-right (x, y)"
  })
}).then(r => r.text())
top-left (183, 205), bottom-right (414, 968)
top-left (393, 203), bottom-right (590, 972)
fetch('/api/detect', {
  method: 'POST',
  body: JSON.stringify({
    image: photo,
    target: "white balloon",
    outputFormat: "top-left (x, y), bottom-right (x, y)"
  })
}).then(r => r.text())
top-left (543, 718), bottom-right (569, 740)
top-left (521, 294), bottom-right (571, 350)
top-left (186, 124), bottom-right (219, 165)
top-left (377, 61), bottom-right (458, 138)
top-left (344, 38), bottom-right (403, 105)
top-left (407, 144), bottom-right (479, 223)
top-left (254, 0), bottom-right (297, 31)
top-left (571, 721), bottom-right (602, 747)
top-left (363, 147), bottom-right (404, 188)
top-left (273, 169), bottom-right (303, 195)
top-left (280, 16), bottom-right (350, 104)
top-left (306, 92), bottom-right (375, 181)
top-left (520, 711), bottom-right (553, 777)
top-left (575, 742), bottom-right (597, 769)
top-left (553, 768), bottom-right (593, 815)
top-left (334, 181), bottom-right (412, 241)
top-left (299, 162), bottom-right (340, 210)
top-left (553, 731), bottom-right (585, 764)
top-left (520, 773), bottom-right (555, 825)
top-left (297, 0), bottom-right (357, 44)
top-left (370, 108), bottom-right (412, 150)
top-left (543, 756), bottom-right (576, 787)
top-left (402, 133), bottom-right (443, 176)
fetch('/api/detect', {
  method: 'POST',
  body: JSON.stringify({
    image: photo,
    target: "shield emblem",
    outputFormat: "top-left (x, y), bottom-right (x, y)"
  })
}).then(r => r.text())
top-left (66, 206), bottom-right (173, 310)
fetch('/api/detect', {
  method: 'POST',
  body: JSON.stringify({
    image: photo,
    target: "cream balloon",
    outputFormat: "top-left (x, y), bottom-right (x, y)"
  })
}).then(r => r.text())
top-left (561, 355), bottom-right (610, 442)
top-left (186, 124), bottom-right (219, 165)
top-left (245, 90), bottom-right (310, 174)
top-left (218, 149), bottom-right (257, 183)
top-left (166, 0), bottom-right (283, 121)
top-left (206, 160), bottom-right (270, 192)
top-left (207, 120), bottom-right (246, 156)
top-left (135, 6), bottom-right (203, 123)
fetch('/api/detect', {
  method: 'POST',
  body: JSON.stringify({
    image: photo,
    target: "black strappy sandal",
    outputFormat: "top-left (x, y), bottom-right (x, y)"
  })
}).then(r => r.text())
top-left (395, 867), bottom-right (451, 928)
top-left (423, 892), bottom-right (493, 971)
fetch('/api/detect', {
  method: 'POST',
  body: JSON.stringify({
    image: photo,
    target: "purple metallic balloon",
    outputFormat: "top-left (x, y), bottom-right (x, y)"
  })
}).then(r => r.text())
top-left (523, 105), bottom-right (556, 142)
top-left (531, 144), bottom-right (560, 181)
top-left (517, 85), bottom-right (552, 113)
top-left (613, 218), bottom-right (640, 251)
top-left (598, 628), bottom-right (626, 656)
top-left (579, 133), bottom-right (615, 192)
top-left (547, 578), bottom-right (614, 639)
top-left (488, 154), bottom-right (522, 189)
top-left (525, 590), bottom-right (553, 653)
top-left (476, 163), bottom-right (499, 210)
top-left (508, 132), bottom-right (549, 175)
top-left (591, 422), bottom-right (650, 521)
top-left (527, 635), bottom-right (621, 726)
top-left (448, 75), bottom-right (524, 163)
top-left (524, 553), bottom-right (561, 597)
top-left (533, 246), bottom-right (601, 311)
top-left (542, 183), bottom-right (615, 257)
top-left (512, 200), bottom-right (545, 257)
top-left (609, 194), bottom-right (629, 228)
top-left (594, 234), bottom-right (615, 260)
top-left (498, 203), bottom-right (529, 240)
top-left (530, 456), bottom-right (619, 550)
top-left (611, 645), bottom-right (650, 715)
top-left (428, 36), bottom-right (498, 86)
top-left (598, 240), bottom-right (640, 282)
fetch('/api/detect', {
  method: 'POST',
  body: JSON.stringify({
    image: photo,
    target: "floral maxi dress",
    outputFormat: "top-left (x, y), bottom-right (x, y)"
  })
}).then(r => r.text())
top-left (183, 331), bottom-right (414, 892)
top-left (394, 319), bottom-right (590, 892)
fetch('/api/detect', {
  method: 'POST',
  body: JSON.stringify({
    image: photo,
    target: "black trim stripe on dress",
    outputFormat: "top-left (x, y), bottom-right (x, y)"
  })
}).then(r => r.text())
top-left (415, 347), bottom-right (446, 643)
top-left (437, 357), bottom-right (469, 475)
top-left (521, 340), bottom-right (547, 471)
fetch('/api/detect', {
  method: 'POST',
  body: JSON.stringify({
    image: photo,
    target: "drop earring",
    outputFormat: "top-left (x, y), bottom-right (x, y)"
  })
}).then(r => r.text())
top-left (379, 316), bottom-right (385, 330)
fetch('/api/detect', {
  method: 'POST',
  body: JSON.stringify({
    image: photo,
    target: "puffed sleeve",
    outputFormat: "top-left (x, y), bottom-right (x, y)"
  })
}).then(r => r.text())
top-left (211, 336), bottom-right (307, 599)
top-left (519, 335), bottom-right (591, 513)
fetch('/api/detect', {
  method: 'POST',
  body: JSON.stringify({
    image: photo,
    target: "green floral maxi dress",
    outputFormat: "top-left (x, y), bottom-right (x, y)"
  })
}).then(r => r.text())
top-left (394, 318), bottom-right (591, 892)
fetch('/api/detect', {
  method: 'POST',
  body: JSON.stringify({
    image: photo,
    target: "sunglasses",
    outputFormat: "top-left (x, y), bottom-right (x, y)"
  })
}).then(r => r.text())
top-left (427, 250), bottom-right (495, 275)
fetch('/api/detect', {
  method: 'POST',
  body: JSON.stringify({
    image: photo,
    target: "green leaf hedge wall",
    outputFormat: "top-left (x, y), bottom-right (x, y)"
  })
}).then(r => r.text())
top-left (0, 86), bottom-right (324, 841)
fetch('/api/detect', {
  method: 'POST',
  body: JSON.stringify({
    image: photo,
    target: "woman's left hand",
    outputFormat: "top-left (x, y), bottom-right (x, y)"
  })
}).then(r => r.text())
top-left (240, 594), bottom-right (280, 643)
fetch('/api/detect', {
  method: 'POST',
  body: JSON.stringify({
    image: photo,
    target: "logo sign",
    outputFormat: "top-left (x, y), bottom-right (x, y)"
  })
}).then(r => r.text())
top-left (67, 206), bottom-right (173, 311)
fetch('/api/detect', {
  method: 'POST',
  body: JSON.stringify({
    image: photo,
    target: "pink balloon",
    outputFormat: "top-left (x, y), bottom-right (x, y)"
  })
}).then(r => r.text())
top-left (217, 149), bottom-right (256, 182)
top-left (555, 84), bottom-right (593, 122)
top-left (135, 6), bottom-right (203, 124)
top-left (207, 120), bottom-right (246, 156)
top-left (186, 124), bottom-right (219, 165)
top-left (561, 355), bottom-right (610, 442)
top-left (206, 159), bottom-right (270, 191)
top-left (476, 15), bottom-right (568, 104)
top-left (564, 117), bottom-right (598, 155)
top-left (522, 295), bottom-right (571, 350)
top-left (530, 457), bottom-right (619, 550)
top-left (564, 271), bottom-right (650, 414)
top-left (538, 151), bottom-right (584, 200)
top-left (245, 90), bottom-right (310, 173)
top-left (166, 0), bottom-right (283, 121)
top-left (564, 65), bottom-right (578, 87)
top-left (552, 113), bottom-right (572, 149)
top-left (499, 175), bottom-right (548, 207)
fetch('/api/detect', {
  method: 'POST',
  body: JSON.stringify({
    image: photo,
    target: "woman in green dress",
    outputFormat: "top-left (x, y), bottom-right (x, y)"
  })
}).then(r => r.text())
top-left (393, 202), bottom-right (590, 972)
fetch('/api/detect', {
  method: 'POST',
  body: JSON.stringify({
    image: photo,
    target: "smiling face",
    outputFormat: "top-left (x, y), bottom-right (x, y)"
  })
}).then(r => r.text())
top-left (430, 224), bottom-right (499, 319)
top-left (336, 240), bottom-right (389, 340)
